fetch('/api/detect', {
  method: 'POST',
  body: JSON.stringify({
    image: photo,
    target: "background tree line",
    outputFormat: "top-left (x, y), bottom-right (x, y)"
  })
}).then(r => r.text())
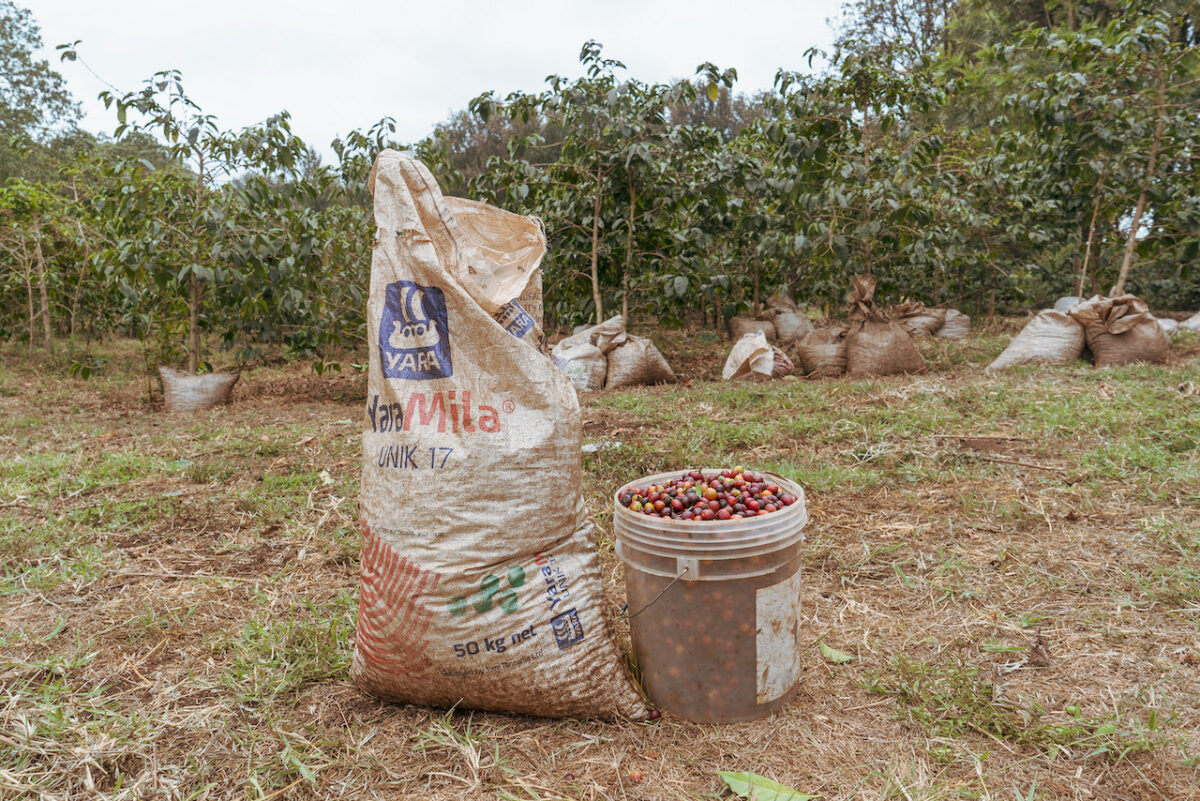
top-left (1, 0), bottom-right (1197, 373)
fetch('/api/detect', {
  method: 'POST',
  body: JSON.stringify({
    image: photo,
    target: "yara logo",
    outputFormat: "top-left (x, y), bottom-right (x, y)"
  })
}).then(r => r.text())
top-left (379, 281), bottom-right (452, 380)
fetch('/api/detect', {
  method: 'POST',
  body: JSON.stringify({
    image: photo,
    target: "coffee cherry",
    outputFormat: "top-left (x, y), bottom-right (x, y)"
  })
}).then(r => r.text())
top-left (619, 470), bottom-right (797, 523)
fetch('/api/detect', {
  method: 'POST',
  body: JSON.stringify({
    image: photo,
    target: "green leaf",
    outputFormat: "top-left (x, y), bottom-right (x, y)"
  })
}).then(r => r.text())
top-left (819, 643), bottom-right (853, 664)
top-left (707, 83), bottom-right (720, 102)
top-left (718, 771), bottom-right (818, 800)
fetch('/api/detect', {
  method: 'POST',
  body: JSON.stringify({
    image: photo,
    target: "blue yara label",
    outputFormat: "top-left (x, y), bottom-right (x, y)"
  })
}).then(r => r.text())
top-left (379, 281), bottom-right (452, 380)
top-left (492, 300), bottom-right (535, 340)
top-left (550, 608), bottom-right (585, 650)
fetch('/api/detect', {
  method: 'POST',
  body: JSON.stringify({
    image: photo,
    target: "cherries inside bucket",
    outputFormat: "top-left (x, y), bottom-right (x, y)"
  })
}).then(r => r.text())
top-left (617, 467), bottom-right (799, 522)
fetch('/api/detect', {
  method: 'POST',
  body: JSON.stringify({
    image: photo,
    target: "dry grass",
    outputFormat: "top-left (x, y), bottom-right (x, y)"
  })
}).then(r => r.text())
top-left (2, 327), bottom-right (1199, 801)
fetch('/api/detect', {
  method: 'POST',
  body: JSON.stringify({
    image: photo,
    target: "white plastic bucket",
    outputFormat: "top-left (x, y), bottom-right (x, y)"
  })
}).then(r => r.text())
top-left (613, 470), bottom-right (808, 723)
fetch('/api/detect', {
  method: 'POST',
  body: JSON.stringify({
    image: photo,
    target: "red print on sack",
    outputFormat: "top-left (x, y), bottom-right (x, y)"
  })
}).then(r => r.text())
top-left (355, 518), bottom-right (439, 676)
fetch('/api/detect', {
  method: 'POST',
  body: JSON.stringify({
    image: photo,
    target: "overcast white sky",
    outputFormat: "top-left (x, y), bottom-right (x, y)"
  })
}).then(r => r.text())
top-left (30, 0), bottom-right (846, 155)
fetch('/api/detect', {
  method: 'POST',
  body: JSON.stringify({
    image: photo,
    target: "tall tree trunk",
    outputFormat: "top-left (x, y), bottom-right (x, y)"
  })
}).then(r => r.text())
top-left (1077, 172), bottom-right (1106, 298)
top-left (188, 272), bottom-right (200, 373)
top-left (861, 105), bottom-right (874, 277)
top-left (622, 174), bottom-right (635, 323)
top-left (590, 165), bottom-right (604, 323)
top-left (1112, 67), bottom-right (1165, 297)
top-left (22, 238), bottom-right (34, 356)
top-left (188, 152), bottom-right (206, 372)
top-left (69, 177), bottom-right (90, 340)
top-left (34, 236), bottom-right (53, 355)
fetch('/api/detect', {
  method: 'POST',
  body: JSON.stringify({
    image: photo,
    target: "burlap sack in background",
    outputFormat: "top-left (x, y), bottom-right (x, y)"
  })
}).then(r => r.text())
top-left (604, 334), bottom-right (676, 389)
top-left (729, 317), bottom-right (776, 342)
top-left (772, 348), bottom-right (795, 378)
top-left (934, 309), bottom-right (971, 339)
top-left (356, 151), bottom-right (646, 720)
top-left (1067, 295), bottom-right (1171, 367)
top-left (551, 315), bottom-right (627, 393)
top-left (554, 342), bottom-right (607, 393)
top-left (893, 302), bottom-right (946, 338)
top-left (1181, 312), bottom-right (1200, 333)
top-left (1158, 317), bottom-right (1179, 337)
top-left (846, 321), bottom-right (925, 376)
top-left (555, 315), bottom-right (627, 356)
top-left (766, 294), bottom-right (814, 342)
top-left (722, 332), bottom-right (774, 380)
top-left (844, 275), bottom-right (924, 376)
top-left (986, 310), bottom-right (1085, 370)
top-left (159, 366), bottom-right (239, 412)
top-left (722, 332), bottom-right (795, 381)
top-left (790, 326), bottom-right (848, 377)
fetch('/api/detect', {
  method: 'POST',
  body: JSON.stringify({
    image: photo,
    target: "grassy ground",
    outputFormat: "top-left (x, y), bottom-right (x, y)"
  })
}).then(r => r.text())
top-left (2, 322), bottom-right (1199, 801)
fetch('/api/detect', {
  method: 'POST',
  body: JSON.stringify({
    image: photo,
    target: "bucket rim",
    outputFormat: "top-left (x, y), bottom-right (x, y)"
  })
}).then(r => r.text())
top-left (613, 468), bottom-right (808, 569)
top-left (613, 469), bottom-right (806, 529)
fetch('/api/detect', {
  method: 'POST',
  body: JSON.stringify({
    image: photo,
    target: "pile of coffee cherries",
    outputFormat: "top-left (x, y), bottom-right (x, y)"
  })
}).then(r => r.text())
top-left (617, 467), bottom-right (799, 521)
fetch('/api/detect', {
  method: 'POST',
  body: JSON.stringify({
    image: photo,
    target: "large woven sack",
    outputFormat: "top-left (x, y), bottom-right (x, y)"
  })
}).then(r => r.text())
top-left (764, 294), bottom-right (814, 342)
top-left (722, 332), bottom-right (774, 380)
top-left (1158, 318), bottom-right (1179, 337)
top-left (729, 317), bottom-right (776, 342)
top-left (554, 315), bottom-right (626, 356)
top-left (986, 310), bottom-right (1085, 370)
top-left (772, 348), bottom-right (796, 378)
top-left (551, 315), bottom-right (626, 392)
top-left (934, 309), bottom-right (971, 339)
top-left (159, 366), bottom-right (238, 412)
top-left (774, 311), bottom-right (813, 342)
top-left (844, 275), bottom-right (924, 376)
top-left (791, 326), bottom-right (848, 377)
top-left (894, 302), bottom-right (947, 338)
top-left (1068, 294), bottom-right (1170, 367)
top-left (723, 333), bottom-right (795, 381)
top-left (517, 268), bottom-right (543, 329)
top-left (356, 151), bottom-right (646, 720)
top-left (435, 196), bottom-right (549, 354)
top-left (604, 335), bottom-right (676, 389)
top-left (554, 343), bottom-right (606, 393)
top-left (846, 320), bottom-right (925, 376)
top-left (1181, 312), bottom-right (1200, 333)
top-left (1053, 296), bottom-right (1081, 313)
top-left (766, 293), bottom-right (796, 314)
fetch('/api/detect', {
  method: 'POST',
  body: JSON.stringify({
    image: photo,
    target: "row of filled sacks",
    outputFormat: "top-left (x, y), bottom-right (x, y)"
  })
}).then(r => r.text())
top-left (551, 315), bottom-right (677, 392)
top-left (781, 321), bottom-right (923, 378)
top-left (988, 295), bottom-right (1177, 370)
top-left (729, 294), bottom-right (815, 344)
top-left (1054, 296), bottom-right (1200, 337)
top-left (725, 276), bottom-right (969, 379)
top-left (730, 297), bottom-right (970, 346)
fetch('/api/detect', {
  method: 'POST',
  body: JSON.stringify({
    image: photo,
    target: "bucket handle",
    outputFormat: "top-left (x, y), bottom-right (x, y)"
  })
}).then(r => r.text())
top-left (620, 562), bottom-right (691, 620)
